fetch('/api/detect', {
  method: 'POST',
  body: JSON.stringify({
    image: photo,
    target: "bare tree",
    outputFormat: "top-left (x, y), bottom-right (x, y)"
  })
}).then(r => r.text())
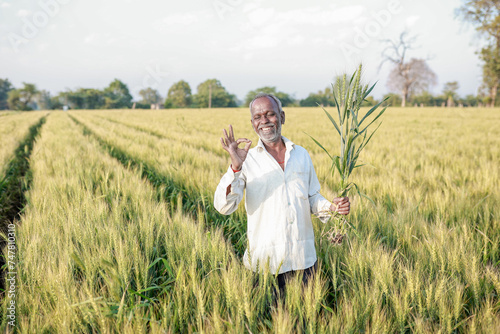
top-left (380, 31), bottom-right (437, 107)
top-left (386, 59), bottom-right (437, 107)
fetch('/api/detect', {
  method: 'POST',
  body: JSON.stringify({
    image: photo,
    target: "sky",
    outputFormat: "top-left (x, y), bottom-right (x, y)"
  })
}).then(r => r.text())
top-left (0, 0), bottom-right (486, 103)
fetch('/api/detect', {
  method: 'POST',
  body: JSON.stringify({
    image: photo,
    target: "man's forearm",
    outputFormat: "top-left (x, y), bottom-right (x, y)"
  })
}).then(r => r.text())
top-left (214, 166), bottom-right (245, 215)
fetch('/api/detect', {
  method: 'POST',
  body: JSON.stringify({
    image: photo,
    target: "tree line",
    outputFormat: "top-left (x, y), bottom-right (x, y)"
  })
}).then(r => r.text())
top-left (0, 76), bottom-right (494, 112)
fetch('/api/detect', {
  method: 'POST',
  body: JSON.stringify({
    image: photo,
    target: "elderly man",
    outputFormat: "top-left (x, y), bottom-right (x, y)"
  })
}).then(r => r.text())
top-left (214, 93), bottom-right (350, 290)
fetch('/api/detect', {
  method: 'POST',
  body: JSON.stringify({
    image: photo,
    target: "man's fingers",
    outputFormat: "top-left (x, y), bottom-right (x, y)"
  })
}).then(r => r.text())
top-left (220, 137), bottom-right (228, 150)
top-left (333, 197), bottom-right (349, 204)
top-left (244, 140), bottom-right (252, 152)
top-left (223, 128), bottom-right (230, 142)
top-left (332, 196), bottom-right (349, 214)
top-left (229, 124), bottom-right (235, 141)
top-left (236, 138), bottom-right (252, 151)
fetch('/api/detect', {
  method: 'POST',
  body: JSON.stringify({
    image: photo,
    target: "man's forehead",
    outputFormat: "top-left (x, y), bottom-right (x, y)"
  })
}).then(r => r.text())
top-left (251, 96), bottom-right (277, 113)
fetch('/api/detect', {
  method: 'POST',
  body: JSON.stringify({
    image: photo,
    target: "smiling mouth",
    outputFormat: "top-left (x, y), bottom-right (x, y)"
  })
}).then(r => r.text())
top-left (259, 125), bottom-right (274, 132)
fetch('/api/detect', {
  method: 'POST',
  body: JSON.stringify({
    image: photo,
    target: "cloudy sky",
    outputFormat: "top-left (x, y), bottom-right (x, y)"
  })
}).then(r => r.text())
top-left (0, 0), bottom-right (485, 102)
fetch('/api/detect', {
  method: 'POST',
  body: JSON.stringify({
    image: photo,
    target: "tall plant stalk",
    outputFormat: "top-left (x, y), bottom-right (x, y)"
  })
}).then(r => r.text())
top-left (308, 64), bottom-right (388, 245)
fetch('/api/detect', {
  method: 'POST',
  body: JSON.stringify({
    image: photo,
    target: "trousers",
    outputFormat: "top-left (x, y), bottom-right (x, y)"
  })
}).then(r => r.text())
top-left (276, 261), bottom-right (318, 293)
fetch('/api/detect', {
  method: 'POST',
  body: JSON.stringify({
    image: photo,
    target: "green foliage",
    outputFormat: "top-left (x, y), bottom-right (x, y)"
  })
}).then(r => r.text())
top-left (410, 90), bottom-right (435, 106)
top-left (58, 88), bottom-right (106, 110)
top-left (244, 86), bottom-right (295, 107)
top-left (103, 79), bottom-right (133, 109)
top-left (456, 1), bottom-right (500, 107)
top-left (138, 87), bottom-right (162, 105)
top-left (193, 79), bottom-right (236, 108)
top-left (0, 115), bottom-right (45, 228)
top-left (313, 65), bottom-right (387, 196)
top-left (7, 82), bottom-right (38, 111)
top-left (36, 90), bottom-right (53, 110)
top-left (462, 94), bottom-right (481, 106)
top-left (479, 44), bottom-right (500, 106)
top-left (307, 64), bottom-right (388, 240)
top-left (165, 80), bottom-right (192, 108)
top-left (52, 80), bottom-right (133, 110)
top-left (443, 81), bottom-right (460, 98)
top-left (443, 81), bottom-right (460, 106)
top-left (300, 88), bottom-right (333, 107)
top-left (0, 78), bottom-right (13, 110)
top-left (383, 93), bottom-right (402, 107)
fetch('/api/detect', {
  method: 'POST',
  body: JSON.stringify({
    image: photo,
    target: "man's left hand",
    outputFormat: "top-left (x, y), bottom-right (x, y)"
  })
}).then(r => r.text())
top-left (331, 197), bottom-right (350, 215)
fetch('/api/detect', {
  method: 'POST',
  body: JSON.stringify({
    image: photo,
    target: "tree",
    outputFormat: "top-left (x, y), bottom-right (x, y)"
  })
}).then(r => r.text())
top-left (300, 87), bottom-right (334, 107)
top-left (300, 92), bottom-right (329, 107)
top-left (382, 93), bottom-right (402, 107)
top-left (7, 82), bottom-right (39, 111)
top-left (36, 90), bottom-right (53, 110)
top-left (0, 78), bottom-right (13, 110)
top-left (386, 58), bottom-right (437, 107)
top-left (244, 86), bottom-right (294, 107)
top-left (457, 1), bottom-right (500, 106)
top-left (381, 31), bottom-right (437, 107)
top-left (165, 80), bottom-right (192, 108)
top-left (57, 88), bottom-right (106, 109)
top-left (411, 91), bottom-right (435, 106)
top-left (139, 88), bottom-right (162, 105)
top-left (462, 94), bottom-right (480, 107)
top-left (478, 45), bottom-right (500, 106)
top-left (103, 79), bottom-right (133, 109)
top-left (79, 88), bottom-right (106, 109)
top-left (443, 81), bottom-right (460, 107)
top-left (361, 96), bottom-right (379, 107)
top-left (193, 79), bottom-right (236, 108)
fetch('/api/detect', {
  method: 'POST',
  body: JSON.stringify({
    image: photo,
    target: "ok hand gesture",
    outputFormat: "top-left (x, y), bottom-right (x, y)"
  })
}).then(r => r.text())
top-left (220, 125), bottom-right (252, 171)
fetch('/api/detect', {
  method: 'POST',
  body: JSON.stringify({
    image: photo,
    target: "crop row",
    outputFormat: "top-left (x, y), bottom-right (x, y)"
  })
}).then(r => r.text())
top-left (68, 109), bottom-right (500, 332)
top-left (69, 112), bottom-right (249, 257)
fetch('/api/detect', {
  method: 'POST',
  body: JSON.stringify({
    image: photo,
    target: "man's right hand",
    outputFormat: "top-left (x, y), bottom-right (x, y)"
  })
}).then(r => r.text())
top-left (220, 124), bottom-right (252, 171)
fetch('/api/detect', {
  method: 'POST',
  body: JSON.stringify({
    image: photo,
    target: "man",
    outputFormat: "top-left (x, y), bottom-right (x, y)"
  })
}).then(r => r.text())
top-left (214, 93), bottom-right (350, 290)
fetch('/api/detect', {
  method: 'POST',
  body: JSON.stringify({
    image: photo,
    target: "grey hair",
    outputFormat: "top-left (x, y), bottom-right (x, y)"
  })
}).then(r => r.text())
top-left (249, 93), bottom-right (283, 113)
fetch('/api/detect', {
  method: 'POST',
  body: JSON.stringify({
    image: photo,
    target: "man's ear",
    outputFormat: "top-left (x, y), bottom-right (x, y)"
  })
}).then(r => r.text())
top-left (281, 111), bottom-right (285, 125)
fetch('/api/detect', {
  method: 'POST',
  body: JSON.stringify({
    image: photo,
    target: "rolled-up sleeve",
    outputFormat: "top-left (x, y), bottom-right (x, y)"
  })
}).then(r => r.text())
top-left (214, 166), bottom-right (246, 215)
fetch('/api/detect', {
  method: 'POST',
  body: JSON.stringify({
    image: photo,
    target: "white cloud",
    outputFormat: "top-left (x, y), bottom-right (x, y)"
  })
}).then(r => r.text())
top-left (231, 5), bottom-right (366, 53)
top-left (287, 34), bottom-right (304, 46)
top-left (1, 2), bottom-right (11, 8)
top-left (156, 12), bottom-right (199, 26)
top-left (37, 42), bottom-right (49, 52)
top-left (405, 15), bottom-right (420, 28)
top-left (275, 5), bottom-right (365, 27)
top-left (246, 7), bottom-right (275, 26)
top-left (17, 9), bottom-right (30, 17)
top-left (84, 33), bottom-right (97, 44)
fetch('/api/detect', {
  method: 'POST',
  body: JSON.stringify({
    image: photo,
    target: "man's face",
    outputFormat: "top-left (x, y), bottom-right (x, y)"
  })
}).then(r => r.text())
top-left (250, 96), bottom-right (285, 144)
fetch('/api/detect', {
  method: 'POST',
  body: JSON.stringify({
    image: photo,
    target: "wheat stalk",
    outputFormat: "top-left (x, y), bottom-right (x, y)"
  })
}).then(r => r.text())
top-left (307, 64), bottom-right (388, 245)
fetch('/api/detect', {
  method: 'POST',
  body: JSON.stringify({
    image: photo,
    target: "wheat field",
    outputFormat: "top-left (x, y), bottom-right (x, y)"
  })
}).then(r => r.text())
top-left (0, 107), bottom-right (499, 333)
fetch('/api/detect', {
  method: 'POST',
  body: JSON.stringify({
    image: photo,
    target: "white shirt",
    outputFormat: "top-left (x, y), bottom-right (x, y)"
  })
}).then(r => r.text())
top-left (214, 136), bottom-right (332, 275)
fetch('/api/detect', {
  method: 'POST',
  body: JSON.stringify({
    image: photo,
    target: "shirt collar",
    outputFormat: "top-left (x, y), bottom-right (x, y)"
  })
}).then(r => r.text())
top-left (256, 136), bottom-right (295, 152)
